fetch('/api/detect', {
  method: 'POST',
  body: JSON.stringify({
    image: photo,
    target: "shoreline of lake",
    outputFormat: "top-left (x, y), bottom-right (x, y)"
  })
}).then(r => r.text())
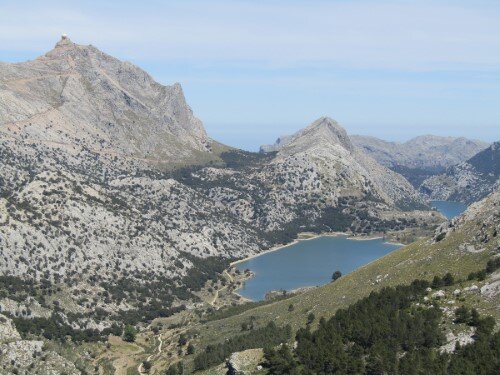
top-left (230, 231), bottom-right (403, 267)
top-left (232, 234), bottom-right (402, 301)
top-left (229, 201), bottom-right (466, 301)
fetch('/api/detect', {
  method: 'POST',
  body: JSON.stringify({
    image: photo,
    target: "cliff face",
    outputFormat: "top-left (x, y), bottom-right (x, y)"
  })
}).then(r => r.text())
top-left (0, 36), bottom-right (211, 165)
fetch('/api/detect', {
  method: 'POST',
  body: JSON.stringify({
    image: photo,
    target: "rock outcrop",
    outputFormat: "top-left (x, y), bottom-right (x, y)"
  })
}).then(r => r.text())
top-left (0, 315), bottom-right (79, 374)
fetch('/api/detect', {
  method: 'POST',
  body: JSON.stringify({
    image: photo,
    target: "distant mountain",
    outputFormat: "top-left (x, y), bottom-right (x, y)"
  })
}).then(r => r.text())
top-left (0, 36), bottom-right (214, 165)
top-left (421, 141), bottom-right (499, 204)
top-left (180, 117), bottom-right (437, 244)
top-left (261, 132), bottom-right (488, 188)
top-left (350, 135), bottom-right (489, 170)
top-left (269, 117), bottom-right (425, 210)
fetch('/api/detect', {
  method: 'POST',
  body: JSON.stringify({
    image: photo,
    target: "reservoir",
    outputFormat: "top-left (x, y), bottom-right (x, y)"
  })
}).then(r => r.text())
top-left (235, 201), bottom-right (467, 301)
top-left (235, 235), bottom-right (401, 301)
top-left (430, 200), bottom-right (467, 220)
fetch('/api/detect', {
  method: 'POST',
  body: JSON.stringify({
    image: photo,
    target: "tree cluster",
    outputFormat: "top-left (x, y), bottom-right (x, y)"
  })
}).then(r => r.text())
top-left (264, 276), bottom-right (499, 374)
top-left (193, 321), bottom-right (291, 371)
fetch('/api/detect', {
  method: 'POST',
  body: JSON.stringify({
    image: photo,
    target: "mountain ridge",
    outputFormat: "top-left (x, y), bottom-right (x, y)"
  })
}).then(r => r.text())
top-left (262, 132), bottom-right (489, 171)
top-left (0, 35), bottom-right (212, 166)
top-left (351, 134), bottom-right (489, 170)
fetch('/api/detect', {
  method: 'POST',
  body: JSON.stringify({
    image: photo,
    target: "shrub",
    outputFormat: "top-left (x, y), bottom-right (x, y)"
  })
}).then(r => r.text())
top-left (123, 325), bottom-right (137, 343)
top-left (332, 270), bottom-right (342, 281)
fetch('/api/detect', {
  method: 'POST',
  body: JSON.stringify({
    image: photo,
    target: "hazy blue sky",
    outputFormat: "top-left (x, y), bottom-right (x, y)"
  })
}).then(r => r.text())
top-left (1, 0), bottom-right (498, 150)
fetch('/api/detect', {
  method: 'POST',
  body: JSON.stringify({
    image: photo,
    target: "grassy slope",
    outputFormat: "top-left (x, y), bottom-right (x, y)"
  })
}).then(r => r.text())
top-left (188, 217), bottom-right (498, 371)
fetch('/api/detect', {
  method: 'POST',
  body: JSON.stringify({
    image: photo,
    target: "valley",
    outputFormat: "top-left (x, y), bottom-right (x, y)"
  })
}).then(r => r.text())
top-left (0, 36), bottom-right (498, 375)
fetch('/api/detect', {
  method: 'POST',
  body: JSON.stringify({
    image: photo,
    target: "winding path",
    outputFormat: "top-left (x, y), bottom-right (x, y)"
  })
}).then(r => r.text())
top-left (137, 334), bottom-right (164, 373)
top-left (137, 270), bottom-right (236, 371)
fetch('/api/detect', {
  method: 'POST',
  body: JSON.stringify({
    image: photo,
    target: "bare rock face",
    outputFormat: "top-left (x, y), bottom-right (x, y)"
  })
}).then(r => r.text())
top-left (0, 36), bottom-right (211, 165)
top-left (0, 315), bottom-right (21, 342)
top-left (432, 189), bottom-right (500, 243)
top-left (0, 314), bottom-right (79, 374)
top-left (227, 348), bottom-right (264, 375)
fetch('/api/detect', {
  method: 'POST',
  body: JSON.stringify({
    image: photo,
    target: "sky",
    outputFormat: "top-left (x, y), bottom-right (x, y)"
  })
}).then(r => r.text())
top-left (0, 0), bottom-right (499, 151)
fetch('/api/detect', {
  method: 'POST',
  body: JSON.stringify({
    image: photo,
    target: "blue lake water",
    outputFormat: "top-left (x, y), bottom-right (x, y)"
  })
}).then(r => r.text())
top-left (235, 236), bottom-right (401, 301)
top-left (430, 200), bottom-right (468, 220)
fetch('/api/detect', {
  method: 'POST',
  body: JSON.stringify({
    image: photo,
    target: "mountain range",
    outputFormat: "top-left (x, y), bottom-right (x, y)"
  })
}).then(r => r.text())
top-left (261, 132), bottom-right (487, 171)
top-left (421, 141), bottom-right (499, 204)
top-left (0, 38), bottom-right (444, 335)
top-left (350, 134), bottom-right (488, 170)
top-left (0, 37), bottom-right (498, 374)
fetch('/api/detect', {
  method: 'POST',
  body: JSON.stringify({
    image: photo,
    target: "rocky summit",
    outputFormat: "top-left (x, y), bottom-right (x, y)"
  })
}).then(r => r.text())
top-left (269, 117), bottom-right (425, 210)
top-left (0, 36), bottom-right (212, 166)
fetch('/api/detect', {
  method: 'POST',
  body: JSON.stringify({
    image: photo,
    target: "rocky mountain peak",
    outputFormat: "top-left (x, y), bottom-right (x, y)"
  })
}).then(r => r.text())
top-left (260, 116), bottom-right (354, 155)
top-left (55, 34), bottom-right (73, 48)
top-left (275, 116), bottom-right (354, 156)
top-left (260, 116), bottom-right (425, 209)
top-left (0, 37), bottom-right (211, 165)
top-left (45, 35), bottom-right (95, 61)
top-left (301, 116), bottom-right (353, 150)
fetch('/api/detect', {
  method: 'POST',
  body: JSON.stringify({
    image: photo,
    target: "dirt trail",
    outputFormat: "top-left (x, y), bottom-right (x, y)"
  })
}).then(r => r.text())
top-left (109, 339), bottom-right (144, 375)
top-left (209, 270), bottom-right (234, 306)
top-left (137, 335), bottom-right (164, 373)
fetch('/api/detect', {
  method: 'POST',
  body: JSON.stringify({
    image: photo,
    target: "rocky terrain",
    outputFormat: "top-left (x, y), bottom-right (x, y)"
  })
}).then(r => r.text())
top-left (263, 133), bottom-right (486, 170)
top-left (421, 141), bottom-right (499, 204)
top-left (0, 315), bottom-right (80, 374)
top-left (0, 35), bottom-right (214, 166)
top-left (262, 131), bottom-right (488, 189)
top-left (0, 37), bottom-right (447, 372)
top-left (432, 189), bottom-right (499, 245)
top-left (350, 135), bottom-right (488, 170)
top-left (0, 37), bottom-right (497, 375)
top-left (183, 188), bottom-right (499, 374)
